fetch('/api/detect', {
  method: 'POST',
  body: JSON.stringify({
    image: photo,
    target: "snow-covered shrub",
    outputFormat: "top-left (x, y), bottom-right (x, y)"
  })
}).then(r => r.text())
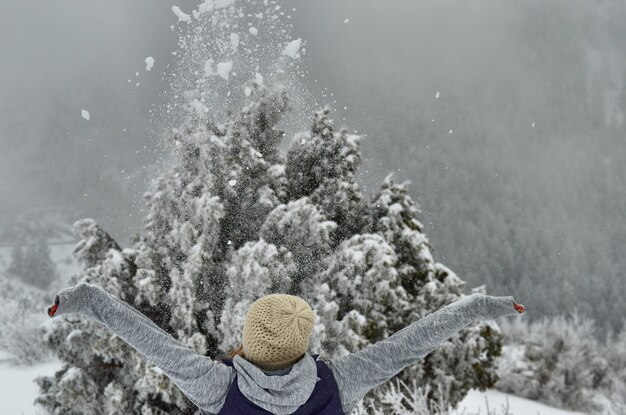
top-left (604, 323), bottom-right (626, 414)
top-left (352, 378), bottom-right (454, 415)
top-left (496, 313), bottom-right (611, 413)
top-left (352, 377), bottom-right (514, 415)
top-left (0, 278), bottom-right (52, 365)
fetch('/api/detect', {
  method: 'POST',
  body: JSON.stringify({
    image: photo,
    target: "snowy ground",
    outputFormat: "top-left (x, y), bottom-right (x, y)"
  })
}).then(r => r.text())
top-left (0, 356), bottom-right (584, 415)
top-left (0, 357), bottom-right (61, 415)
top-left (451, 389), bottom-right (585, 415)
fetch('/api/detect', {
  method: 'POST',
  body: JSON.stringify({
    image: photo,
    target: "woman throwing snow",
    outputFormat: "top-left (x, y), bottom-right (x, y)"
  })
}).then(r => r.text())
top-left (48, 283), bottom-right (525, 414)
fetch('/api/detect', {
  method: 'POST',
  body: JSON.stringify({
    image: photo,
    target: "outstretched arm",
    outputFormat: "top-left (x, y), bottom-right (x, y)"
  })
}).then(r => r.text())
top-left (48, 283), bottom-right (235, 414)
top-left (326, 293), bottom-right (524, 414)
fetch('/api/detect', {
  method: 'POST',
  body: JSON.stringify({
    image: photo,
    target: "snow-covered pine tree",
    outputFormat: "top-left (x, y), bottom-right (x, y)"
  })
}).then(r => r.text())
top-left (606, 325), bottom-right (626, 412)
top-left (287, 113), bottom-right (503, 408)
top-left (496, 314), bottom-right (610, 413)
top-left (285, 107), bottom-right (370, 245)
top-left (368, 177), bottom-right (503, 407)
top-left (37, 84), bottom-right (502, 414)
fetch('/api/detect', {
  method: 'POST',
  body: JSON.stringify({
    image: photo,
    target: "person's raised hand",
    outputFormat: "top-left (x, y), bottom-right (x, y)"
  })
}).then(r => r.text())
top-left (513, 301), bottom-right (525, 314)
top-left (471, 293), bottom-right (526, 320)
top-left (47, 283), bottom-right (98, 318)
top-left (47, 295), bottom-right (60, 317)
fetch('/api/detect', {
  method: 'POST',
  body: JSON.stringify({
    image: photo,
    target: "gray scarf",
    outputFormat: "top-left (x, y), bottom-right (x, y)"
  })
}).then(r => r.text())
top-left (232, 353), bottom-right (319, 415)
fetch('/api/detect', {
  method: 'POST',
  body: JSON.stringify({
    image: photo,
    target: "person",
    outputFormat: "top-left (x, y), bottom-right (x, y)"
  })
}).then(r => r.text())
top-left (47, 283), bottom-right (525, 414)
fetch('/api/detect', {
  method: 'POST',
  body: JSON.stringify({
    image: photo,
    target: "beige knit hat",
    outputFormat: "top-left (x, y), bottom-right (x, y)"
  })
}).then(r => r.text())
top-left (242, 293), bottom-right (315, 371)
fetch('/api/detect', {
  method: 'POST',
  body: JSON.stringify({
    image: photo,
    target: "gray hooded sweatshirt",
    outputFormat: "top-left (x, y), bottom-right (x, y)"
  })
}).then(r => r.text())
top-left (51, 283), bottom-right (521, 414)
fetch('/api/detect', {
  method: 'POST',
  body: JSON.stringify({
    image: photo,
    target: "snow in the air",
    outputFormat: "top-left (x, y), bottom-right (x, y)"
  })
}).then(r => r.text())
top-left (249, 27), bottom-right (258, 36)
top-left (204, 58), bottom-right (215, 76)
top-left (435, 91), bottom-right (440, 99)
top-left (230, 33), bottom-right (240, 51)
top-left (139, 276), bottom-right (152, 287)
top-left (217, 61), bottom-right (233, 81)
top-left (214, 0), bottom-right (235, 8)
top-left (197, 0), bottom-right (235, 14)
top-left (244, 86), bottom-right (252, 96)
top-left (172, 6), bottom-right (191, 22)
top-left (81, 109), bottom-right (90, 120)
top-left (282, 38), bottom-right (302, 59)
top-left (532, 122), bottom-right (536, 128)
top-left (344, 18), bottom-right (350, 24)
top-left (145, 56), bottom-right (155, 71)
top-left (255, 72), bottom-right (264, 85)
top-left (228, 179), bottom-right (237, 186)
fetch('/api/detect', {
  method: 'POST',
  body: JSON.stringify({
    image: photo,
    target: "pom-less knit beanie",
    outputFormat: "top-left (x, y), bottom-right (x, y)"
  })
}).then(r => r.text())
top-left (242, 293), bottom-right (315, 371)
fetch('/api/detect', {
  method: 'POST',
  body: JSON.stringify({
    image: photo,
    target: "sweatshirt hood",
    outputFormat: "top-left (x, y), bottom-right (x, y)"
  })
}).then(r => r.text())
top-left (232, 353), bottom-right (318, 415)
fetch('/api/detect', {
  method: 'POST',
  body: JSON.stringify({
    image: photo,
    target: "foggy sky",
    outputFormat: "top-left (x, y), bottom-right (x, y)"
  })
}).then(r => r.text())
top-left (3, 0), bottom-right (622, 232)
top-left (0, 0), bottom-right (185, 239)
